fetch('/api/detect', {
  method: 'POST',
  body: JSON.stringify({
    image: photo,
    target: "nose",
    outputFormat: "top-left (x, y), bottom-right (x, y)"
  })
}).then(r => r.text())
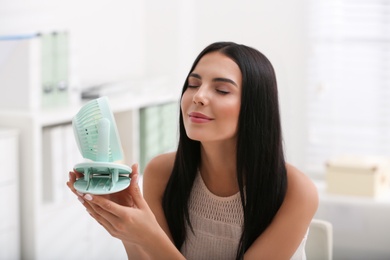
top-left (192, 86), bottom-right (209, 106)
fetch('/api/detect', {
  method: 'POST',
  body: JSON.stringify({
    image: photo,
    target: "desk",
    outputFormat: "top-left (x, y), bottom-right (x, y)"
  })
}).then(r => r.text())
top-left (314, 181), bottom-right (390, 260)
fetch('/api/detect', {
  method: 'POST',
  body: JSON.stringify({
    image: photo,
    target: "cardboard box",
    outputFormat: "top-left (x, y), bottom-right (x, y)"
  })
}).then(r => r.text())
top-left (326, 156), bottom-right (390, 197)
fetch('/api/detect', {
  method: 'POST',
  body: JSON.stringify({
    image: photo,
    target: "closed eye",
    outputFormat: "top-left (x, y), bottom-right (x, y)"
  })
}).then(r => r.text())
top-left (187, 84), bottom-right (199, 89)
top-left (216, 89), bottom-right (229, 94)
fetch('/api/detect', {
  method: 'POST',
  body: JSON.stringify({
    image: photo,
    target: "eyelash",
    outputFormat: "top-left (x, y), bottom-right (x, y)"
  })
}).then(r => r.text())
top-left (187, 84), bottom-right (230, 95)
top-left (216, 89), bottom-right (229, 95)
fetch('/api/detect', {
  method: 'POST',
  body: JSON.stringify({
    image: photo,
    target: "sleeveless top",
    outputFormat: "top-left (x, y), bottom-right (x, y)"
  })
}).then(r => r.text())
top-left (180, 172), bottom-right (308, 260)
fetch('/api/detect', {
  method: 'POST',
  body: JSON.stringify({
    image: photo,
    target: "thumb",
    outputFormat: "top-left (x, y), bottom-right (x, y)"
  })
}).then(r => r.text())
top-left (129, 164), bottom-right (148, 209)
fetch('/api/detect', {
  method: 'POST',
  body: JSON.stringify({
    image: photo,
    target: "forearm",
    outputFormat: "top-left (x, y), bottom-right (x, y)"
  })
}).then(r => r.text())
top-left (122, 228), bottom-right (184, 260)
top-left (141, 228), bottom-right (185, 260)
top-left (123, 241), bottom-right (151, 260)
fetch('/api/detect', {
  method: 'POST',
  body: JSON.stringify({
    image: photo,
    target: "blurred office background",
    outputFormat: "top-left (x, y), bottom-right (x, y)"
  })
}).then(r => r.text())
top-left (0, 0), bottom-right (389, 259)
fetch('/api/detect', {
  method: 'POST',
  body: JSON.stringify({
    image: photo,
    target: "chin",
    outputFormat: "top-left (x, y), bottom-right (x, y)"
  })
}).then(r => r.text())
top-left (186, 134), bottom-right (203, 142)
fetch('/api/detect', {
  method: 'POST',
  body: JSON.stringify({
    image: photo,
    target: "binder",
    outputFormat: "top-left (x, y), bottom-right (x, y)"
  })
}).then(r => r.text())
top-left (41, 33), bottom-right (55, 108)
top-left (0, 34), bottom-right (41, 110)
top-left (53, 31), bottom-right (69, 106)
top-left (0, 31), bottom-right (70, 110)
top-left (41, 31), bottom-right (70, 108)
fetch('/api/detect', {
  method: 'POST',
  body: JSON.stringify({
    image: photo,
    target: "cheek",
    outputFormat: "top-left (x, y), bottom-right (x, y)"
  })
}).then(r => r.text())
top-left (180, 92), bottom-right (193, 124)
top-left (226, 101), bottom-right (241, 118)
top-left (220, 102), bottom-right (241, 127)
top-left (181, 91), bottom-right (192, 110)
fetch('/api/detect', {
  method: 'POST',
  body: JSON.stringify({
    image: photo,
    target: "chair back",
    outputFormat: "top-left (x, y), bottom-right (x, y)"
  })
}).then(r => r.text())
top-left (306, 219), bottom-right (333, 260)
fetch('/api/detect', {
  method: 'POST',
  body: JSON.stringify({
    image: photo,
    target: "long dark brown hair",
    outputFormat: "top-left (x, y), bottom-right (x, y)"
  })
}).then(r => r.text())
top-left (162, 42), bottom-right (287, 259)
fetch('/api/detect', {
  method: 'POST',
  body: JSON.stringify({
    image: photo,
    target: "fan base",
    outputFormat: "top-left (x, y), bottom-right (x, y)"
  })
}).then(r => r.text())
top-left (73, 162), bottom-right (131, 195)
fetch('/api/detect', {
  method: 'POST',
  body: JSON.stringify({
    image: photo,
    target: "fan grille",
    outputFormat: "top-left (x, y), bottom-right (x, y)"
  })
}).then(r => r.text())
top-left (72, 97), bottom-right (123, 162)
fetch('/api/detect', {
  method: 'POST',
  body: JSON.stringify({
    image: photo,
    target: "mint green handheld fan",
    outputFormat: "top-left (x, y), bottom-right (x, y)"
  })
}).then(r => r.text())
top-left (72, 96), bottom-right (131, 194)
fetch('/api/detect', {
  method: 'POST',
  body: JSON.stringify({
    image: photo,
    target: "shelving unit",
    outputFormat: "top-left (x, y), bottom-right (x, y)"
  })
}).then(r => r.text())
top-left (0, 86), bottom-right (179, 259)
top-left (0, 128), bottom-right (19, 260)
top-left (1, 33), bottom-right (181, 259)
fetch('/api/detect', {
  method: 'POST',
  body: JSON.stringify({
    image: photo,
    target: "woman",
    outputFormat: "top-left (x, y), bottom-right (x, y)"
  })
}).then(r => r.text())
top-left (68, 41), bottom-right (318, 259)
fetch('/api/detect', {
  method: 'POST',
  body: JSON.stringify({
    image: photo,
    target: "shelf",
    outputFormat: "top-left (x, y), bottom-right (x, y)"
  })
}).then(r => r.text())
top-left (0, 87), bottom-right (179, 128)
top-left (0, 93), bottom-right (179, 128)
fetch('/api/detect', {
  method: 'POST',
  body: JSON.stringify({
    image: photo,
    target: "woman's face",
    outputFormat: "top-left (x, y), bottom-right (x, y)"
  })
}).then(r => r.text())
top-left (181, 51), bottom-right (242, 143)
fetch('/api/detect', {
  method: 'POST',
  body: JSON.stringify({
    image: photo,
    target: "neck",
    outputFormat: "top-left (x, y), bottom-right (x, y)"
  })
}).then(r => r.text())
top-left (198, 141), bottom-right (239, 197)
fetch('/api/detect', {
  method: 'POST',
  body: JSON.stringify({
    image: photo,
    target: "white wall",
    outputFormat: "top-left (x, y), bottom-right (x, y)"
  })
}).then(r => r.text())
top-left (142, 0), bottom-right (310, 167)
top-left (190, 0), bottom-right (309, 167)
top-left (0, 0), bottom-right (308, 165)
top-left (142, 0), bottom-right (197, 91)
top-left (0, 0), bottom-right (146, 87)
top-left (0, 1), bottom-right (310, 258)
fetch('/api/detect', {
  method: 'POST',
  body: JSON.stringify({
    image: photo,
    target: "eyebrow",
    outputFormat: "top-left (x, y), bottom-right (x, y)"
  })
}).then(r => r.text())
top-left (189, 73), bottom-right (238, 87)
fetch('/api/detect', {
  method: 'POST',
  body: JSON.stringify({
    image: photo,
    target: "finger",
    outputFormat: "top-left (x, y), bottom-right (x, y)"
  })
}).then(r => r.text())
top-left (129, 163), bottom-right (139, 179)
top-left (83, 195), bottom-right (139, 239)
top-left (73, 169), bottom-right (84, 179)
top-left (67, 171), bottom-right (89, 207)
top-left (66, 171), bottom-right (78, 194)
top-left (83, 202), bottom-right (121, 239)
top-left (83, 193), bottom-right (127, 219)
top-left (85, 204), bottom-right (117, 232)
top-left (66, 172), bottom-right (83, 195)
top-left (67, 172), bottom-right (102, 222)
top-left (69, 170), bottom-right (77, 181)
top-left (128, 164), bottom-right (148, 210)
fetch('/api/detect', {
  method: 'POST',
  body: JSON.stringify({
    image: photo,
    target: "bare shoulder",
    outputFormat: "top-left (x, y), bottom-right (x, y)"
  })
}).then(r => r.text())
top-left (285, 163), bottom-right (319, 214)
top-left (142, 151), bottom-right (176, 199)
top-left (243, 164), bottom-right (319, 258)
top-left (141, 152), bottom-right (176, 240)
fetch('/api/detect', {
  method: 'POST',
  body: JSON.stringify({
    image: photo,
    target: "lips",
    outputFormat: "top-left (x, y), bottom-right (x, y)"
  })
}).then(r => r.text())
top-left (189, 112), bottom-right (212, 119)
top-left (188, 112), bottom-right (213, 123)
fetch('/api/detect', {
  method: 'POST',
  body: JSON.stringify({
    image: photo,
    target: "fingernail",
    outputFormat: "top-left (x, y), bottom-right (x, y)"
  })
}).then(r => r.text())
top-left (84, 194), bottom-right (93, 201)
top-left (76, 191), bottom-right (84, 196)
top-left (78, 197), bottom-right (85, 204)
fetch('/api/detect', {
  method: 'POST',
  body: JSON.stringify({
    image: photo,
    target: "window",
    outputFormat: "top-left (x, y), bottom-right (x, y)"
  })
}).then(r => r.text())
top-left (305, 0), bottom-right (390, 175)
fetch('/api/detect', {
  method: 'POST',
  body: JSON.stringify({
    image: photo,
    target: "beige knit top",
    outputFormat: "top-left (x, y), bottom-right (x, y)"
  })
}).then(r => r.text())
top-left (180, 172), bottom-right (307, 260)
